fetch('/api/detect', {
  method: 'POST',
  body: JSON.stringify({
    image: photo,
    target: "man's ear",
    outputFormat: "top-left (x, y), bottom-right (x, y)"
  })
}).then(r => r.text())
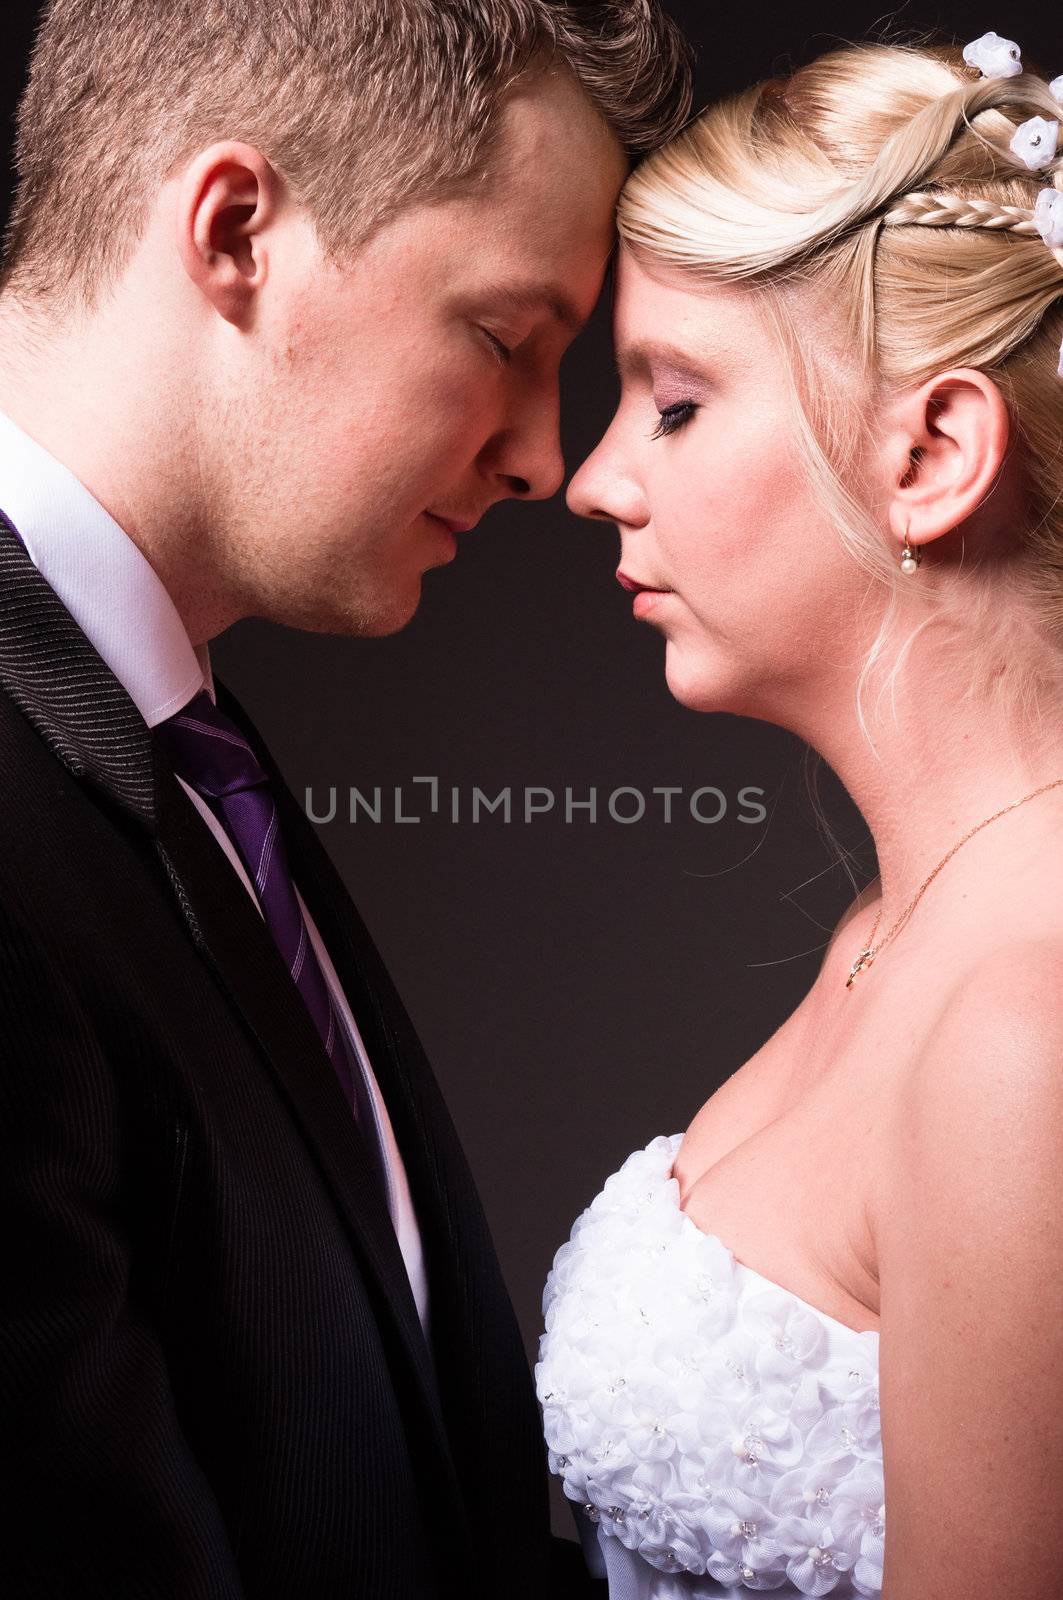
top-left (882, 368), bottom-right (1012, 559)
top-left (176, 141), bottom-right (282, 326)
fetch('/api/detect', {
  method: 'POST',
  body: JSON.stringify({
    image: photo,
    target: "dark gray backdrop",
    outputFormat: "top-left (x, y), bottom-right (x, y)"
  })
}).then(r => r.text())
top-left (2, 0), bottom-right (1055, 1534)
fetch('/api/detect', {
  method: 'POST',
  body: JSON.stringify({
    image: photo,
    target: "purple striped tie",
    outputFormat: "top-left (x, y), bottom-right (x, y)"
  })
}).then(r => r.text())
top-left (158, 689), bottom-right (379, 1153)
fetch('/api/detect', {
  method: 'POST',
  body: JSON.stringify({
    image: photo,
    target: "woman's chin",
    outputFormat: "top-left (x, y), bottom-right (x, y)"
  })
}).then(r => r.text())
top-left (666, 667), bottom-right (789, 725)
top-left (663, 646), bottom-right (737, 715)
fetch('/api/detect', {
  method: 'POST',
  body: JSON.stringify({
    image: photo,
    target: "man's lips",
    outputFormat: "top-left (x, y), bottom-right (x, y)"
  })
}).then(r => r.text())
top-left (616, 569), bottom-right (670, 594)
top-left (426, 511), bottom-right (478, 535)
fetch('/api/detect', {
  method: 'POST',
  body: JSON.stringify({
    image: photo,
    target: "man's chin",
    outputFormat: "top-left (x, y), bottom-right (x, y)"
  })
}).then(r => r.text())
top-left (257, 563), bottom-right (431, 638)
top-left (315, 578), bottom-right (424, 639)
top-left (358, 597), bottom-right (422, 638)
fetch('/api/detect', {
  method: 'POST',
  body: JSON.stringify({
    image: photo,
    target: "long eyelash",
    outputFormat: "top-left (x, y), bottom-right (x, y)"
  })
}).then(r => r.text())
top-left (650, 402), bottom-right (697, 441)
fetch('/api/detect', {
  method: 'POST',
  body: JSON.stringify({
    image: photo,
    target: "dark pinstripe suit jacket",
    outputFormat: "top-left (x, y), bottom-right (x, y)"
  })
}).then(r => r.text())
top-left (0, 512), bottom-right (581, 1598)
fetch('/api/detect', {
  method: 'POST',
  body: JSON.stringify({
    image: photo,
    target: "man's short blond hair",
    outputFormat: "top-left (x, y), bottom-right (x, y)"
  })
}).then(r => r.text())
top-left (1, 0), bottom-right (693, 315)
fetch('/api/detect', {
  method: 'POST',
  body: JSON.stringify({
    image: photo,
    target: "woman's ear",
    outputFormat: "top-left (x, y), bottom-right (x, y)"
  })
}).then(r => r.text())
top-left (883, 368), bottom-right (1012, 557)
top-left (175, 141), bottom-right (282, 327)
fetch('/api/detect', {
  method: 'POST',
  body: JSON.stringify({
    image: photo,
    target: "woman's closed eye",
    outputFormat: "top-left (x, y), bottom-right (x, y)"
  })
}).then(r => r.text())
top-left (650, 401), bottom-right (698, 440)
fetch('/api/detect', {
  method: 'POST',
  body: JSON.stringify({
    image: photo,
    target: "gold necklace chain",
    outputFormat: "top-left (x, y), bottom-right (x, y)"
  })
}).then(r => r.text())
top-left (845, 776), bottom-right (1063, 989)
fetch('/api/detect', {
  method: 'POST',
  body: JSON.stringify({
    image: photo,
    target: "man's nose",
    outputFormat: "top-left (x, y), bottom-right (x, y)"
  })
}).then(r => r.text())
top-left (485, 382), bottom-right (565, 503)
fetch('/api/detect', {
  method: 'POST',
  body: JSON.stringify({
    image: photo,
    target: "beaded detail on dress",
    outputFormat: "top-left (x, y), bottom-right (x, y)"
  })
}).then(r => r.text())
top-left (536, 1135), bottom-right (884, 1596)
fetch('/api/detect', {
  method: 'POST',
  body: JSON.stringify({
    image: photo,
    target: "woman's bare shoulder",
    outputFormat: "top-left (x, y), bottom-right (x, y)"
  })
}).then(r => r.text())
top-left (918, 935), bottom-right (1063, 1083)
top-left (881, 933), bottom-right (1063, 1202)
top-left (873, 935), bottom-right (1063, 1591)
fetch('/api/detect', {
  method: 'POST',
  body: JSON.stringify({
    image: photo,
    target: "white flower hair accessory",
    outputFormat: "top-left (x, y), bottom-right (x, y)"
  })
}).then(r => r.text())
top-left (1034, 187), bottom-right (1063, 248)
top-left (1010, 115), bottom-right (1060, 170)
top-left (963, 31), bottom-right (1022, 79)
top-left (1032, 190), bottom-right (1063, 375)
top-left (1051, 76), bottom-right (1063, 103)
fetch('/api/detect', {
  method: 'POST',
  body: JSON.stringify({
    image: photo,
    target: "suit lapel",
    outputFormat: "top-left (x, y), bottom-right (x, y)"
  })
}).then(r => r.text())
top-left (0, 513), bottom-right (472, 1565)
top-left (0, 511), bottom-right (156, 827)
top-left (151, 759), bottom-right (447, 1382)
top-left (214, 680), bottom-right (553, 1593)
top-left (211, 678), bottom-right (467, 1275)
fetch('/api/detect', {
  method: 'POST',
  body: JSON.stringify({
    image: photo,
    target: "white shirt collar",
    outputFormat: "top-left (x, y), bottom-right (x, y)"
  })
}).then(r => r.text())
top-left (0, 406), bottom-right (214, 726)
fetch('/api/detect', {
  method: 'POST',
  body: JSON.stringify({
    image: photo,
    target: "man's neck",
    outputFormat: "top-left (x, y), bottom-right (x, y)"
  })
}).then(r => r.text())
top-left (0, 295), bottom-right (240, 646)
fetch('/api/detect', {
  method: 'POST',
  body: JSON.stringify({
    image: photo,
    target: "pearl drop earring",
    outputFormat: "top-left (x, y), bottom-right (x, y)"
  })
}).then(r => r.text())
top-left (900, 526), bottom-right (921, 575)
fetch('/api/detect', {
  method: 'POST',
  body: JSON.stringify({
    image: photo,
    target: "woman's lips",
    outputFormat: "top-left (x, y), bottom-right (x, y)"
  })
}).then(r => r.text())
top-left (617, 568), bottom-right (671, 599)
top-left (632, 588), bottom-right (669, 618)
top-left (616, 570), bottom-right (672, 618)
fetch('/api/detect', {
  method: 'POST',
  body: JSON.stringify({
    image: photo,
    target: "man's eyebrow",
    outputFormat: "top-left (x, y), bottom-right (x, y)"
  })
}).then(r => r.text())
top-left (482, 282), bottom-right (587, 335)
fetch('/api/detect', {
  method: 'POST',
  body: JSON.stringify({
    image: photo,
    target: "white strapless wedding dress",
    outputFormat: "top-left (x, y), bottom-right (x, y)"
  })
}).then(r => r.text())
top-left (536, 1135), bottom-right (883, 1598)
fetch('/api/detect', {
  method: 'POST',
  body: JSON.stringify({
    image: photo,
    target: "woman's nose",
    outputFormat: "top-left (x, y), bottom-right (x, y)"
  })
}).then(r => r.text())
top-left (566, 430), bottom-right (648, 528)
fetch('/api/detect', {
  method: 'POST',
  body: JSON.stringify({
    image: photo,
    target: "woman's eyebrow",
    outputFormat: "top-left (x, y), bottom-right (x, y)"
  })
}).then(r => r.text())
top-left (615, 337), bottom-right (710, 382)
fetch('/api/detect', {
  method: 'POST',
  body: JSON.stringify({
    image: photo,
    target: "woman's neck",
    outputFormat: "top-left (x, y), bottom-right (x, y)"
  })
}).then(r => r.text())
top-left (794, 646), bottom-right (1063, 943)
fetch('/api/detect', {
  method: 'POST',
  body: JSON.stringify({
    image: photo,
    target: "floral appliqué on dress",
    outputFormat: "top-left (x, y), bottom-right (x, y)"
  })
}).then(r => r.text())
top-left (537, 1135), bottom-right (884, 1596)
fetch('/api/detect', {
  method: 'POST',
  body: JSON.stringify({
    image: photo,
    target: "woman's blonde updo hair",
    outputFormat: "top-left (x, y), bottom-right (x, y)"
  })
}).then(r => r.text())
top-left (618, 39), bottom-right (1063, 741)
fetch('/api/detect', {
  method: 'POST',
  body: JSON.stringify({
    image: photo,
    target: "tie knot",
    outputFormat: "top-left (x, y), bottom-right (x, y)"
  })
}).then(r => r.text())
top-left (157, 688), bottom-right (269, 800)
